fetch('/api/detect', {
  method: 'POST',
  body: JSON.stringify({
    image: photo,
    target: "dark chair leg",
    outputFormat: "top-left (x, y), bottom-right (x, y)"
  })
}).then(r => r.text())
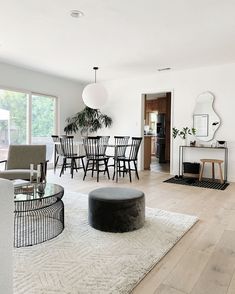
top-left (91, 161), bottom-right (95, 177)
top-left (60, 159), bottom-right (66, 177)
top-left (63, 159), bottom-right (67, 174)
top-left (83, 160), bottom-right (89, 180)
top-left (104, 159), bottom-right (110, 179)
top-left (128, 161), bottom-right (132, 182)
top-left (104, 158), bottom-right (109, 175)
top-left (118, 161), bottom-right (121, 177)
top-left (74, 159), bottom-right (78, 172)
top-left (54, 156), bottom-right (59, 172)
top-left (81, 158), bottom-right (85, 172)
top-left (96, 160), bottom-right (99, 182)
top-left (112, 159), bottom-right (116, 180)
top-left (71, 159), bottom-right (74, 178)
top-left (123, 161), bottom-right (126, 177)
top-left (134, 161), bottom-right (139, 180)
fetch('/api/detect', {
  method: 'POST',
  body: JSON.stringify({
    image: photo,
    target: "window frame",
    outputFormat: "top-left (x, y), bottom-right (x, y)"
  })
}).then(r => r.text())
top-left (0, 85), bottom-right (58, 144)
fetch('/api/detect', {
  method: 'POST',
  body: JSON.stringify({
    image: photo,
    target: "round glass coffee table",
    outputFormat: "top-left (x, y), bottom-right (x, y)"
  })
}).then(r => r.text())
top-left (14, 183), bottom-right (64, 247)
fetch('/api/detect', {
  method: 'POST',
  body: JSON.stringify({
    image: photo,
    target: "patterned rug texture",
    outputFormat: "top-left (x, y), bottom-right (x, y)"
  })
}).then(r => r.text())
top-left (14, 192), bottom-right (198, 294)
top-left (164, 176), bottom-right (229, 190)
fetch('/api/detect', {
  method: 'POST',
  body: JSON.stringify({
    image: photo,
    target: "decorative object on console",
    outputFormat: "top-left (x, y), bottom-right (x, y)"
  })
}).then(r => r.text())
top-left (82, 67), bottom-right (108, 109)
top-left (172, 127), bottom-right (196, 145)
top-left (190, 140), bottom-right (196, 146)
top-left (216, 140), bottom-right (227, 147)
top-left (193, 91), bottom-right (220, 142)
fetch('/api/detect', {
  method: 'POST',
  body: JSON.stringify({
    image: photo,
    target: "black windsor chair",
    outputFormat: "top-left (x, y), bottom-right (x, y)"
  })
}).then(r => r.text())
top-left (108, 136), bottom-right (130, 180)
top-left (116, 137), bottom-right (142, 182)
top-left (59, 136), bottom-right (85, 178)
top-left (83, 136), bottom-right (110, 182)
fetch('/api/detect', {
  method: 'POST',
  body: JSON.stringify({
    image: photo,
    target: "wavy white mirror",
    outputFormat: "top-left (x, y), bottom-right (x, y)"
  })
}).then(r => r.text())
top-left (193, 92), bottom-right (220, 142)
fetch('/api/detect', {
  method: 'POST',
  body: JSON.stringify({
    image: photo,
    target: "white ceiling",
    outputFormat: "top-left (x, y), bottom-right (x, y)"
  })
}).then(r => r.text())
top-left (0, 0), bottom-right (235, 83)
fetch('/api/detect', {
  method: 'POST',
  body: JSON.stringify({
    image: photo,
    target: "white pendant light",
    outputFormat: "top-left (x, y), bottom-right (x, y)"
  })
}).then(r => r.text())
top-left (82, 67), bottom-right (108, 109)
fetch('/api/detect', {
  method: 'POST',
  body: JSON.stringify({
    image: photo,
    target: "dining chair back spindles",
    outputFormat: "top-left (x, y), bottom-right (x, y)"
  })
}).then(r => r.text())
top-left (116, 137), bottom-right (142, 182)
top-left (60, 136), bottom-right (75, 157)
top-left (128, 137), bottom-right (142, 160)
top-left (98, 136), bottom-right (110, 156)
top-left (114, 136), bottom-right (130, 157)
top-left (59, 136), bottom-right (85, 178)
top-left (82, 136), bottom-right (110, 182)
top-left (83, 137), bottom-right (99, 159)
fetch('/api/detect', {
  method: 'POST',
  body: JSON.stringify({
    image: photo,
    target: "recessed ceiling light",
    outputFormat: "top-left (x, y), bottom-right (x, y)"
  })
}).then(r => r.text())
top-left (70, 10), bottom-right (84, 18)
top-left (158, 67), bottom-right (171, 71)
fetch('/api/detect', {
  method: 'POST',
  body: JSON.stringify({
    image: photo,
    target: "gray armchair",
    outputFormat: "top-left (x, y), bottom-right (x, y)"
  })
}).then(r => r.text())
top-left (0, 145), bottom-right (47, 181)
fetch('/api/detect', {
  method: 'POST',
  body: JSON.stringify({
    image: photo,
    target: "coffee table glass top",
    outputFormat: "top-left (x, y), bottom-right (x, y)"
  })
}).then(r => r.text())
top-left (14, 183), bottom-right (64, 202)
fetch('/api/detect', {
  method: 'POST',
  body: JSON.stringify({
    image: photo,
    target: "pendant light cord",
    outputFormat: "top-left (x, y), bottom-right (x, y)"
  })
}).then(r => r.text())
top-left (93, 66), bottom-right (98, 83)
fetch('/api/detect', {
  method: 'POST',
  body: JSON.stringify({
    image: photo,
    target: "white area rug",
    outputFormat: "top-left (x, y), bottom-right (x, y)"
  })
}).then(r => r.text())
top-left (14, 192), bottom-right (198, 294)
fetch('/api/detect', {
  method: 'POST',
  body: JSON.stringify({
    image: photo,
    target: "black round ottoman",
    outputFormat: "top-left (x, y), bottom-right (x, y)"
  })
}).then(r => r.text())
top-left (88, 187), bottom-right (145, 233)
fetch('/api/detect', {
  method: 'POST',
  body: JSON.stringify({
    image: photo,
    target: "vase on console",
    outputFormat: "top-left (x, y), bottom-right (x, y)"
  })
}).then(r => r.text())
top-left (172, 127), bottom-right (196, 147)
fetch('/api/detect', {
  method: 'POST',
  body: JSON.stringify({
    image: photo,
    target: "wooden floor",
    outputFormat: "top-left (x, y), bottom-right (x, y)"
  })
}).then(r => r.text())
top-left (47, 168), bottom-right (235, 294)
top-left (150, 156), bottom-right (170, 173)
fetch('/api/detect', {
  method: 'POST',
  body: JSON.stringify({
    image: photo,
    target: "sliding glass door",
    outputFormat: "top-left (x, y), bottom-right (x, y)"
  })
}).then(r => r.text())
top-left (0, 89), bottom-right (57, 162)
top-left (31, 93), bottom-right (57, 162)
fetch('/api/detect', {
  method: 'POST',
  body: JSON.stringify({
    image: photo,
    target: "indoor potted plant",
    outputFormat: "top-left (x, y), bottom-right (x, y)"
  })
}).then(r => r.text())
top-left (172, 127), bottom-right (196, 145)
top-left (64, 106), bottom-right (112, 135)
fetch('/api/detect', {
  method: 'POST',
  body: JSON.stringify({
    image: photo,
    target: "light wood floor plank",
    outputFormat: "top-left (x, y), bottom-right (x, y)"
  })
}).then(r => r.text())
top-left (164, 249), bottom-right (210, 293)
top-left (190, 230), bottom-right (235, 294)
top-left (154, 284), bottom-right (186, 294)
top-left (227, 271), bottom-right (235, 294)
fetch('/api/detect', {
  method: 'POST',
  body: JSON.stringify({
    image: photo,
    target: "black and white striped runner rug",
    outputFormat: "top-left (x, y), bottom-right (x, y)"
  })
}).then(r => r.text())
top-left (164, 177), bottom-right (229, 190)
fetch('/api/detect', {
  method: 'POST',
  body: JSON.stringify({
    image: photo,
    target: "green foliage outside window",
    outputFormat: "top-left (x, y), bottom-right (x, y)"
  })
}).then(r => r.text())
top-left (0, 90), bottom-right (55, 145)
top-left (0, 90), bottom-right (27, 144)
top-left (32, 95), bottom-right (54, 137)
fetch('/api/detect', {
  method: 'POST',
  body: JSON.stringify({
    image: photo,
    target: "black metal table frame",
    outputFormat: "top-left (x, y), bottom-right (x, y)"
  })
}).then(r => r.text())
top-left (14, 183), bottom-right (64, 248)
top-left (178, 145), bottom-right (228, 182)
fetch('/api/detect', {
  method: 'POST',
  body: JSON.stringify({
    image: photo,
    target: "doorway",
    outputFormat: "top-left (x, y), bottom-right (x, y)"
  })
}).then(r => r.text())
top-left (142, 92), bottom-right (171, 173)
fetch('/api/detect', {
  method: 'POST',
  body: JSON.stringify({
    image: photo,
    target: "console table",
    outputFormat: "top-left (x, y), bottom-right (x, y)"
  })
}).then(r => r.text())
top-left (178, 146), bottom-right (228, 182)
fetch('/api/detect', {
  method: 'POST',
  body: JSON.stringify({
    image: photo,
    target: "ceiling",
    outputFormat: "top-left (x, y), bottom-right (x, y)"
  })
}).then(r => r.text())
top-left (0, 0), bottom-right (235, 83)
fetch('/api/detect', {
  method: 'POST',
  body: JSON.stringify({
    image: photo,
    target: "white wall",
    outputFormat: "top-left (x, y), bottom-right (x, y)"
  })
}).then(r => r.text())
top-left (100, 62), bottom-right (235, 182)
top-left (1, 61), bottom-right (234, 181)
top-left (0, 62), bottom-right (85, 134)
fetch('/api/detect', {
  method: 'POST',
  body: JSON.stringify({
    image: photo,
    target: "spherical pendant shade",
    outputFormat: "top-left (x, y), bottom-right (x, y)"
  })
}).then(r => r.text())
top-left (82, 83), bottom-right (108, 109)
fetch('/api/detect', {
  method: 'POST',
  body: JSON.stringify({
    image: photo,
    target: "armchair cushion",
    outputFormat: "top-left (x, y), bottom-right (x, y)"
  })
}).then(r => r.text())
top-left (0, 169), bottom-right (36, 180)
top-left (7, 145), bottom-right (46, 169)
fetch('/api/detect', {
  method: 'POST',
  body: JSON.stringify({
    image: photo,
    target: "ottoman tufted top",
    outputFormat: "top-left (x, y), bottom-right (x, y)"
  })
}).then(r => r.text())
top-left (89, 187), bottom-right (144, 202)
